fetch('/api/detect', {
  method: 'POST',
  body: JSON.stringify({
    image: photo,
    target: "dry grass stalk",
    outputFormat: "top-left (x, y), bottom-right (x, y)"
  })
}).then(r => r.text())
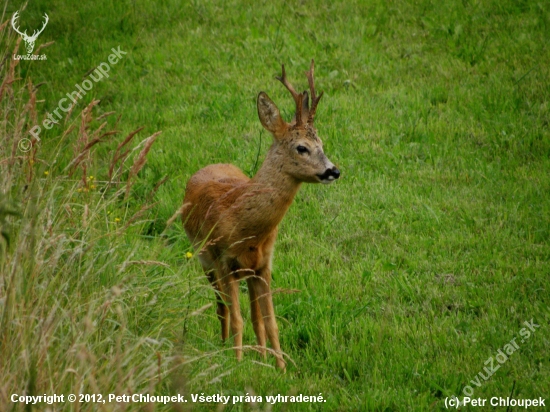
top-left (164, 202), bottom-right (190, 233)
top-left (0, 38), bottom-right (21, 104)
top-left (271, 288), bottom-right (301, 295)
top-left (25, 79), bottom-right (38, 127)
top-left (0, 18), bottom-right (10, 33)
top-left (65, 137), bottom-right (103, 175)
top-left (65, 102), bottom-right (120, 183)
top-left (146, 174), bottom-right (169, 202)
top-left (25, 80), bottom-right (39, 183)
top-left (82, 204), bottom-right (89, 228)
top-left (189, 303), bottom-right (213, 317)
top-left (119, 201), bottom-right (158, 233)
top-left (124, 260), bottom-right (170, 268)
top-left (70, 99), bottom-right (100, 184)
top-left (125, 131), bottom-right (161, 199)
top-left (96, 111), bottom-right (116, 121)
top-left (32, 40), bottom-right (55, 56)
top-left (108, 126), bottom-right (144, 182)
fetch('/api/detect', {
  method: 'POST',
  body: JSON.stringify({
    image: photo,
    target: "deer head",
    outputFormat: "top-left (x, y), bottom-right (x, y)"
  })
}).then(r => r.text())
top-left (257, 60), bottom-right (340, 184)
top-left (11, 12), bottom-right (49, 55)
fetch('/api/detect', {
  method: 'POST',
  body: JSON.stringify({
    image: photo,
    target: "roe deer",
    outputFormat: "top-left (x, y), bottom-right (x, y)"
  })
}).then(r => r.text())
top-left (182, 60), bottom-right (340, 369)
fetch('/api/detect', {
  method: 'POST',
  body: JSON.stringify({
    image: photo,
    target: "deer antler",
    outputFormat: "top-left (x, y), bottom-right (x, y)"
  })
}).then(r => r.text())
top-left (11, 12), bottom-right (48, 40)
top-left (276, 64), bottom-right (304, 127)
top-left (11, 12), bottom-right (28, 38)
top-left (305, 59), bottom-right (323, 124)
top-left (31, 14), bottom-right (49, 39)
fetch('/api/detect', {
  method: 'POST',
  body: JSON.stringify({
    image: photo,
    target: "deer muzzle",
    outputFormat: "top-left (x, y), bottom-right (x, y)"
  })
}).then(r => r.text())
top-left (317, 166), bottom-right (340, 184)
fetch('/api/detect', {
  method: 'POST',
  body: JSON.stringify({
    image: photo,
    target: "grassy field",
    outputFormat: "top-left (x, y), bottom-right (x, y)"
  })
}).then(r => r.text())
top-left (1, 0), bottom-right (549, 410)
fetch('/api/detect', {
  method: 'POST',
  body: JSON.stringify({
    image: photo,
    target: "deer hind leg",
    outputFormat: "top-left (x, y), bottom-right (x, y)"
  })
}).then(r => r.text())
top-left (247, 276), bottom-right (266, 357)
top-left (250, 268), bottom-right (286, 369)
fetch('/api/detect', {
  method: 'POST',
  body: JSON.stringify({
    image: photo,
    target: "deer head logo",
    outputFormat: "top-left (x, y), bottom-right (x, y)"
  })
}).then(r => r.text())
top-left (11, 12), bottom-right (49, 55)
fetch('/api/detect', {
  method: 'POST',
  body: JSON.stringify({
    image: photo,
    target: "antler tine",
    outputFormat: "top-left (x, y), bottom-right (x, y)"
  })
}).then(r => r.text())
top-left (32, 14), bottom-right (49, 38)
top-left (305, 59), bottom-right (324, 124)
top-left (276, 64), bottom-right (303, 126)
top-left (11, 12), bottom-right (28, 37)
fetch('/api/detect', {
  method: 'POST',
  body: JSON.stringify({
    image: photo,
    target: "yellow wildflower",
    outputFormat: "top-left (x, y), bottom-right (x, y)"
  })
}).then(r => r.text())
top-left (186, 252), bottom-right (193, 259)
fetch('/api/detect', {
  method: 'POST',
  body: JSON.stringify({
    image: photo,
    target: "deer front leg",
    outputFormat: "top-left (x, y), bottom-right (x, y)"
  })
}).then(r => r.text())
top-left (221, 274), bottom-right (243, 361)
top-left (247, 276), bottom-right (266, 357)
top-left (202, 261), bottom-right (229, 341)
top-left (212, 280), bottom-right (230, 341)
top-left (252, 268), bottom-right (286, 369)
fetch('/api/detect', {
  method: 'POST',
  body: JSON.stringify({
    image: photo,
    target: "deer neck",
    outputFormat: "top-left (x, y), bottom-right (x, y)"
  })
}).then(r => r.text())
top-left (247, 145), bottom-right (302, 231)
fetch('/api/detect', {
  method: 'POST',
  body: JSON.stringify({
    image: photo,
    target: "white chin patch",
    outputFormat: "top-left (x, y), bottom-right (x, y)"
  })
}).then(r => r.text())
top-left (320, 176), bottom-right (335, 184)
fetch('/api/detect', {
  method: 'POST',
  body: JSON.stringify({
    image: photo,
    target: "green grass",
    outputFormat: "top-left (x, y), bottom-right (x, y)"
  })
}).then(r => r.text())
top-left (1, 0), bottom-right (549, 410)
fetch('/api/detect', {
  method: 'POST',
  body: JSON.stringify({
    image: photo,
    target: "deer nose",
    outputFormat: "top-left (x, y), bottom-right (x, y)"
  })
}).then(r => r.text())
top-left (318, 166), bottom-right (340, 183)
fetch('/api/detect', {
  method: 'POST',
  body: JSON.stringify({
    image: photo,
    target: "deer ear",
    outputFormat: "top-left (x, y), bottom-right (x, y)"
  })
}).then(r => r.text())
top-left (257, 92), bottom-right (287, 138)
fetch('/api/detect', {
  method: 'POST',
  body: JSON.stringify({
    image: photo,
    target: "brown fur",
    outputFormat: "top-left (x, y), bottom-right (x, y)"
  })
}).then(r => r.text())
top-left (182, 61), bottom-right (339, 369)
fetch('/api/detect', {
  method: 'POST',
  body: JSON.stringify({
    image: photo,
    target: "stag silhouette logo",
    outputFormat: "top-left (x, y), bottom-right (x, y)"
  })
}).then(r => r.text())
top-left (11, 12), bottom-right (49, 54)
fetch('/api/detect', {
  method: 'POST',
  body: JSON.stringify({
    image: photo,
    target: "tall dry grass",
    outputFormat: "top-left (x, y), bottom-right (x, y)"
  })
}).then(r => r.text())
top-left (0, 20), bottom-right (200, 412)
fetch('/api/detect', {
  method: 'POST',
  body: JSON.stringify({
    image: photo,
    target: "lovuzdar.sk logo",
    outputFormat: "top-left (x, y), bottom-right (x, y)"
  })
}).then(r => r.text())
top-left (11, 11), bottom-right (49, 61)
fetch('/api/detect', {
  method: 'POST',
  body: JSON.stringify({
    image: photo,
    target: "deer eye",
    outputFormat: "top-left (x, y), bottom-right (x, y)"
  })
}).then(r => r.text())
top-left (296, 145), bottom-right (309, 154)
